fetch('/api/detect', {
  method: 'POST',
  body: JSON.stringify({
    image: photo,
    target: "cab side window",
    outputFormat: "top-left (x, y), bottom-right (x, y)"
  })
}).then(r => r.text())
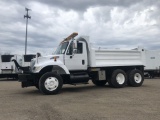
top-left (66, 42), bottom-right (83, 55)
top-left (77, 42), bottom-right (83, 54)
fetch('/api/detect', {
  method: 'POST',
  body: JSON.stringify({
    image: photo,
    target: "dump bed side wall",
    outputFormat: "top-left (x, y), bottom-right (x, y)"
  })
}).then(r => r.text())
top-left (89, 48), bottom-right (145, 67)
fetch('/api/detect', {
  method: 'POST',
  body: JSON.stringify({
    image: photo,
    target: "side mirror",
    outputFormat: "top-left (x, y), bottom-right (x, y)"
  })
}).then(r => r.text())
top-left (73, 40), bottom-right (77, 49)
top-left (73, 49), bottom-right (77, 54)
top-left (71, 49), bottom-right (77, 57)
top-left (71, 40), bottom-right (77, 56)
top-left (37, 53), bottom-right (41, 57)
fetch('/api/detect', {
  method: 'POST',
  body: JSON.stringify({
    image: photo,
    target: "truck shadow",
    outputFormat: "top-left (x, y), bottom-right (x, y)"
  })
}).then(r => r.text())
top-left (144, 77), bottom-right (160, 79)
top-left (61, 84), bottom-right (111, 93)
top-left (23, 90), bottom-right (41, 95)
top-left (21, 85), bottom-right (111, 95)
top-left (20, 84), bottom-right (147, 95)
top-left (0, 78), bottom-right (18, 81)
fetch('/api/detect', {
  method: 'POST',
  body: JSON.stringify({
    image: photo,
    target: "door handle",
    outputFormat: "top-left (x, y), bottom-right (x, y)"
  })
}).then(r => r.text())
top-left (82, 60), bottom-right (85, 65)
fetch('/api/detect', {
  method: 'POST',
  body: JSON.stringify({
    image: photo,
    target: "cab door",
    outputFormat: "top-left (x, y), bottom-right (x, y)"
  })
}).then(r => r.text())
top-left (64, 41), bottom-right (88, 71)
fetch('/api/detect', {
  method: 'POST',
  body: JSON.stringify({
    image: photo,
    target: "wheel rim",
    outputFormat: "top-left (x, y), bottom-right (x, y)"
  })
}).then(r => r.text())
top-left (134, 73), bottom-right (142, 83)
top-left (116, 73), bottom-right (125, 84)
top-left (44, 77), bottom-right (59, 91)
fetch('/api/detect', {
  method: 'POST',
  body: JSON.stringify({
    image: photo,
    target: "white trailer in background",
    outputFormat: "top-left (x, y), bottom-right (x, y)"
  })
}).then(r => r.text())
top-left (22, 54), bottom-right (36, 67)
top-left (0, 55), bottom-right (22, 78)
top-left (144, 50), bottom-right (160, 78)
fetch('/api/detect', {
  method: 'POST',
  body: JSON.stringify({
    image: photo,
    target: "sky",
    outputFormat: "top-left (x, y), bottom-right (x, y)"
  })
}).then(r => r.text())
top-left (0, 0), bottom-right (160, 55)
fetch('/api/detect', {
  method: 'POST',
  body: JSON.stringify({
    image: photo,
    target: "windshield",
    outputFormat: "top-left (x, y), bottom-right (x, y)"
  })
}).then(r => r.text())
top-left (54, 42), bottom-right (69, 54)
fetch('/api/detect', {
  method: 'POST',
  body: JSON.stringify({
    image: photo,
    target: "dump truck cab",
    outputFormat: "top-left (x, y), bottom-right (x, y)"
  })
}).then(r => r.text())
top-left (57, 36), bottom-right (89, 71)
top-left (32, 33), bottom-right (89, 74)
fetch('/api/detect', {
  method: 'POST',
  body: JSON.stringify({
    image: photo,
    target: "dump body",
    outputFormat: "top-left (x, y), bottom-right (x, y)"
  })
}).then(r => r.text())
top-left (89, 48), bottom-right (145, 68)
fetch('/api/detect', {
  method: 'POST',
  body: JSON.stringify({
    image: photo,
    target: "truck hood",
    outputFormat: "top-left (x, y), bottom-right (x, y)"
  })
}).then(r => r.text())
top-left (33, 54), bottom-right (64, 67)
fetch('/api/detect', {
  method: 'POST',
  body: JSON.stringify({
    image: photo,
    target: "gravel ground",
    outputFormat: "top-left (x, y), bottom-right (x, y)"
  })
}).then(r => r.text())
top-left (0, 78), bottom-right (160, 120)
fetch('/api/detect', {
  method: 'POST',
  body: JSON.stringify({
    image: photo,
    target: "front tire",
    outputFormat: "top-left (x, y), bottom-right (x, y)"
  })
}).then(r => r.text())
top-left (128, 69), bottom-right (144, 87)
top-left (39, 72), bottom-right (63, 95)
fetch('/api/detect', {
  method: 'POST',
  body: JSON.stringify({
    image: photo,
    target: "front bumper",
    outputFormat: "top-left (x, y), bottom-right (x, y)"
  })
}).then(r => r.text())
top-left (18, 74), bottom-right (34, 82)
top-left (18, 74), bottom-right (36, 87)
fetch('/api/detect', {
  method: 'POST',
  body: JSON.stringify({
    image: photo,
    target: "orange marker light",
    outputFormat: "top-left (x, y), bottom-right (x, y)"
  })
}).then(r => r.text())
top-left (54, 57), bottom-right (57, 61)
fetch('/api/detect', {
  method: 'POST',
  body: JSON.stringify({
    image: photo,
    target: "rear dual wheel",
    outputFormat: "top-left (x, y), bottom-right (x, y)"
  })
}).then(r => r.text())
top-left (128, 69), bottom-right (144, 87)
top-left (108, 69), bottom-right (127, 88)
top-left (109, 69), bottom-right (144, 88)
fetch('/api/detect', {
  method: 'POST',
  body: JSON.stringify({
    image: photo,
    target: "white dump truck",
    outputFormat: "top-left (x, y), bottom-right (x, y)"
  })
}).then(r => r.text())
top-left (14, 33), bottom-right (145, 95)
top-left (144, 50), bottom-right (160, 78)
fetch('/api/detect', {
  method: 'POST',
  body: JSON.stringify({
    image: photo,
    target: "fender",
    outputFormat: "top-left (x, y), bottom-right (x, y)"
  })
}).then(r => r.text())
top-left (54, 64), bottom-right (70, 74)
top-left (38, 65), bottom-right (70, 75)
top-left (32, 59), bottom-right (70, 74)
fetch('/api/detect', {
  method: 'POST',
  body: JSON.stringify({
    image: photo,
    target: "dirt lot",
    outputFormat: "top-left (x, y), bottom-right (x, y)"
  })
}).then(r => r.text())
top-left (0, 78), bottom-right (160, 120)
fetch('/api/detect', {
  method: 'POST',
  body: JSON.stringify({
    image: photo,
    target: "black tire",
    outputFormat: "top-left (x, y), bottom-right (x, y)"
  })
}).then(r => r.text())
top-left (111, 69), bottom-right (127, 88)
top-left (92, 79), bottom-right (107, 86)
top-left (39, 72), bottom-right (63, 95)
top-left (128, 69), bottom-right (144, 87)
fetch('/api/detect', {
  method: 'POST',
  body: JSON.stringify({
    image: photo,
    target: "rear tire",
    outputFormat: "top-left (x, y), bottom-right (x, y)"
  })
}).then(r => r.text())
top-left (39, 72), bottom-right (63, 95)
top-left (128, 69), bottom-right (144, 87)
top-left (111, 69), bottom-right (127, 88)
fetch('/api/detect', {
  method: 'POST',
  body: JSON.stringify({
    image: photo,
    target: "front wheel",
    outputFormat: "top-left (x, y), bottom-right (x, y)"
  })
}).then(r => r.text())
top-left (39, 72), bottom-right (63, 95)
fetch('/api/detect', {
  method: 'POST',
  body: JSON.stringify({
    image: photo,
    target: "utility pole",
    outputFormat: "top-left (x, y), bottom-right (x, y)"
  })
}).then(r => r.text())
top-left (24, 7), bottom-right (31, 55)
